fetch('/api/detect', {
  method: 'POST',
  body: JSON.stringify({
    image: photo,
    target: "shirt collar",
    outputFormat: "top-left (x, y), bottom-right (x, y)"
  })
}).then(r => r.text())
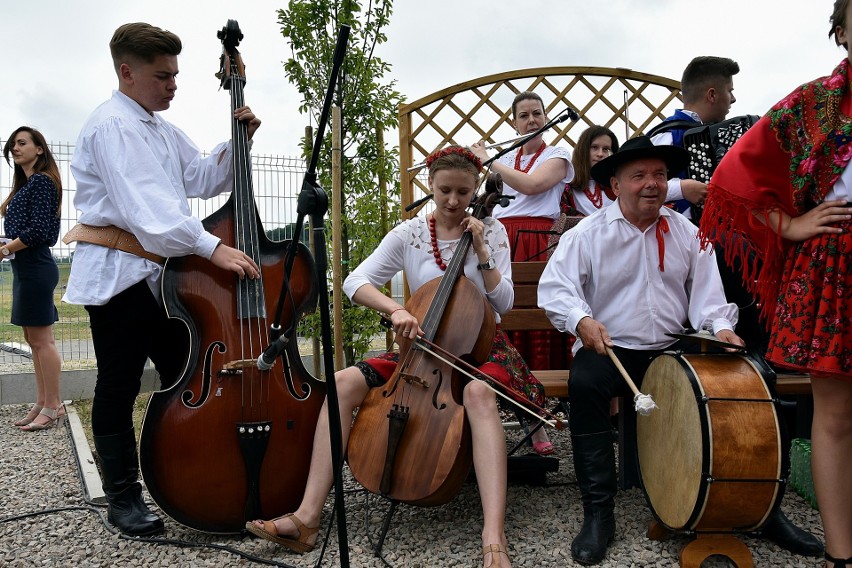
top-left (605, 198), bottom-right (673, 227)
top-left (679, 108), bottom-right (702, 123)
top-left (112, 90), bottom-right (160, 125)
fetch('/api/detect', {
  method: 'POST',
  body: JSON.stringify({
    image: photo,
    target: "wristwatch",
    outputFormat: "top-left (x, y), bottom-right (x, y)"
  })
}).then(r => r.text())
top-left (477, 255), bottom-right (496, 270)
top-left (1, 246), bottom-right (10, 257)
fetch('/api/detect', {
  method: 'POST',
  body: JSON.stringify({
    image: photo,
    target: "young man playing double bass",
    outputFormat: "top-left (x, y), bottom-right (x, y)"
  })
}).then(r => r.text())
top-left (64, 22), bottom-right (261, 535)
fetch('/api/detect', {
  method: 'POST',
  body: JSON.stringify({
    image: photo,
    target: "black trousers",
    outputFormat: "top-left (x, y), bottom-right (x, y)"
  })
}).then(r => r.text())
top-left (86, 281), bottom-right (187, 437)
top-left (568, 346), bottom-right (664, 436)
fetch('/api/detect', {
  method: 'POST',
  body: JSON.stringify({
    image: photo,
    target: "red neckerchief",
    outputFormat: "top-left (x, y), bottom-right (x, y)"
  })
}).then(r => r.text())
top-left (656, 216), bottom-right (669, 272)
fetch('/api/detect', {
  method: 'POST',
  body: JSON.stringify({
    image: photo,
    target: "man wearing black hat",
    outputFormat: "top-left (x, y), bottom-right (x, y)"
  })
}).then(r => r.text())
top-left (538, 136), bottom-right (743, 565)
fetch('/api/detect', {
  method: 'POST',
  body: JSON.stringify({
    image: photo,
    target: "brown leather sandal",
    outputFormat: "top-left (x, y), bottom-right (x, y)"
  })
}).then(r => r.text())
top-left (483, 543), bottom-right (510, 568)
top-left (245, 513), bottom-right (318, 553)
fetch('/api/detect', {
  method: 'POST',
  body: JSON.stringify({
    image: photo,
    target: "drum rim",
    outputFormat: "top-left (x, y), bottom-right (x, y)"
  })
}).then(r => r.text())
top-left (637, 352), bottom-right (710, 531)
top-left (638, 351), bottom-right (786, 533)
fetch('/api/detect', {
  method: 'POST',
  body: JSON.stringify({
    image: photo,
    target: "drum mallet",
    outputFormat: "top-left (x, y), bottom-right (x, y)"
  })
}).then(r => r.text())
top-left (606, 347), bottom-right (658, 416)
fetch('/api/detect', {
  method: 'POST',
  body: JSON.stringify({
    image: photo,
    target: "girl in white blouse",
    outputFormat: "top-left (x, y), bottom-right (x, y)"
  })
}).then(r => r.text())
top-left (248, 146), bottom-right (552, 568)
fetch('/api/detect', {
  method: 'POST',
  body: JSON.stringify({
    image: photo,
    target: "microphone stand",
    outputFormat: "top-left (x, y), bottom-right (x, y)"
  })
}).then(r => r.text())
top-left (267, 25), bottom-right (352, 567)
top-left (482, 106), bottom-right (579, 169)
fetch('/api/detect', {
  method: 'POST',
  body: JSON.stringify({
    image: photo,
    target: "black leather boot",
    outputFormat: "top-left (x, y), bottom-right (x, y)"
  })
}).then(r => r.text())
top-left (571, 431), bottom-right (617, 565)
top-left (94, 428), bottom-right (164, 536)
top-left (756, 509), bottom-right (823, 557)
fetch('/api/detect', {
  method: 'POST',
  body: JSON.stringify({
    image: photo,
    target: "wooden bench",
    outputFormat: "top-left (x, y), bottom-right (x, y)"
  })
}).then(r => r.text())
top-left (776, 374), bottom-right (813, 396)
top-left (500, 261), bottom-right (570, 402)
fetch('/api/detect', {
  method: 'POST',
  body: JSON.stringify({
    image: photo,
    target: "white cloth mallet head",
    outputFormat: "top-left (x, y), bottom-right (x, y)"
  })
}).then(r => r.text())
top-left (633, 393), bottom-right (658, 416)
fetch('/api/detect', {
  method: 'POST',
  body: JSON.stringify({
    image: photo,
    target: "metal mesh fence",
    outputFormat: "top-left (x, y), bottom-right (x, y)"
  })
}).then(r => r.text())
top-left (0, 141), bottom-right (305, 371)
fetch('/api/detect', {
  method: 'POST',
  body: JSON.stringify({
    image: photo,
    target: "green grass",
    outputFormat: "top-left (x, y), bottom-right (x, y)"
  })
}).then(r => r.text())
top-left (73, 392), bottom-right (151, 449)
top-left (0, 261), bottom-right (91, 344)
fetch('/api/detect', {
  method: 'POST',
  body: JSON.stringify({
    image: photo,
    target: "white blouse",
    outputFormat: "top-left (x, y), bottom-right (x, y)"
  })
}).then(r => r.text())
top-left (573, 180), bottom-right (616, 216)
top-left (492, 145), bottom-right (573, 220)
top-left (343, 216), bottom-right (515, 320)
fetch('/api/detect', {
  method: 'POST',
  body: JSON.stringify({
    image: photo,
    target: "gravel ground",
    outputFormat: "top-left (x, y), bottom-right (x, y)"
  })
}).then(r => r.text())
top-left (0, 402), bottom-right (825, 567)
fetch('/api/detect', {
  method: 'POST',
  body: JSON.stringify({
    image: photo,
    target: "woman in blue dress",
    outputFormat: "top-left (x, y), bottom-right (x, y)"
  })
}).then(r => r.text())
top-left (2, 126), bottom-right (64, 430)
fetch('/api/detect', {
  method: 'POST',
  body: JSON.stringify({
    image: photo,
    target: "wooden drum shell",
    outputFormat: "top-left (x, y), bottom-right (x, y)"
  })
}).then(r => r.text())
top-left (637, 353), bottom-right (783, 532)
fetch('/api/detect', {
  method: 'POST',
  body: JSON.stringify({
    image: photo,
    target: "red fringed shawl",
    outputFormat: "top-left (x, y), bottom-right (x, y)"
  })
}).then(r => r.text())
top-left (699, 58), bottom-right (852, 321)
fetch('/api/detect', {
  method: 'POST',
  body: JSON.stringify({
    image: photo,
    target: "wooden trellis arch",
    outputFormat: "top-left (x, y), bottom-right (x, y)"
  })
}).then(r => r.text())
top-left (398, 66), bottom-right (682, 216)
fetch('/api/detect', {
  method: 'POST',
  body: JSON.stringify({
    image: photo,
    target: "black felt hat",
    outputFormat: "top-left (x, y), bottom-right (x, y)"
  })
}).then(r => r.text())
top-left (590, 135), bottom-right (689, 186)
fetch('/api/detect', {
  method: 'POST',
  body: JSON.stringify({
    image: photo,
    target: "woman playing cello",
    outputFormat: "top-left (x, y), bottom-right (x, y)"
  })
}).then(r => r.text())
top-left (247, 146), bottom-right (544, 568)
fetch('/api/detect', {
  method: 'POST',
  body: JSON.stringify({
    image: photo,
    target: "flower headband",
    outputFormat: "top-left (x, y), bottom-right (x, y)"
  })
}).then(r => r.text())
top-left (425, 146), bottom-right (483, 171)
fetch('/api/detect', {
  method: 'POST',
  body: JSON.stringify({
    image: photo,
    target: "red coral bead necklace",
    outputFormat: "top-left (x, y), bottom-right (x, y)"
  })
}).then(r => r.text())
top-left (514, 142), bottom-right (547, 173)
top-left (584, 181), bottom-right (604, 209)
top-left (428, 216), bottom-right (447, 271)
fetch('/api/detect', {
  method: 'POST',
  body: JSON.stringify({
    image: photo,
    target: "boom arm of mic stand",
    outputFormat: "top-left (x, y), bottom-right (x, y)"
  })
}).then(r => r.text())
top-left (481, 107), bottom-right (578, 169)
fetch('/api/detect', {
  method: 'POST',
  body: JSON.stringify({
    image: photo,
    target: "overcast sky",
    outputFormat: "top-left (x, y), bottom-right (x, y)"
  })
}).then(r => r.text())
top-left (0, 1), bottom-right (842, 159)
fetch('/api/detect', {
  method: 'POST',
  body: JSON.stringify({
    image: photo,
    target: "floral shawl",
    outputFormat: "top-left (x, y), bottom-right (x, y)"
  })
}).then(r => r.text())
top-left (698, 58), bottom-right (852, 320)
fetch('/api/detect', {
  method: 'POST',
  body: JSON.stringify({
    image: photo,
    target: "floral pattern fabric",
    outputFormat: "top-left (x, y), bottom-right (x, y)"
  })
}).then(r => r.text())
top-left (699, 58), bottom-right (852, 377)
top-left (356, 328), bottom-right (546, 412)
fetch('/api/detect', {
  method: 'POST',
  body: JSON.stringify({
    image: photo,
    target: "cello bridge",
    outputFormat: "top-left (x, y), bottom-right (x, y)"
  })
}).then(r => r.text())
top-left (400, 372), bottom-right (428, 388)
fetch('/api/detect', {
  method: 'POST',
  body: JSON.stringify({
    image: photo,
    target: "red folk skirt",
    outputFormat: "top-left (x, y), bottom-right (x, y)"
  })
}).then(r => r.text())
top-left (766, 222), bottom-right (852, 381)
top-left (498, 215), bottom-right (573, 371)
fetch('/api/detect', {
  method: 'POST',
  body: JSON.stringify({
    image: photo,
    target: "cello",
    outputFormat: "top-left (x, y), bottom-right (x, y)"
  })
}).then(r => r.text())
top-left (138, 20), bottom-right (326, 534)
top-left (346, 175), bottom-right (507, 506)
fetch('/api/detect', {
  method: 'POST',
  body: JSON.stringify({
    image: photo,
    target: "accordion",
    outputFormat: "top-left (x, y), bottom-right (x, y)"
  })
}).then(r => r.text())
top-left (683, 114), bottom-right (761, 183)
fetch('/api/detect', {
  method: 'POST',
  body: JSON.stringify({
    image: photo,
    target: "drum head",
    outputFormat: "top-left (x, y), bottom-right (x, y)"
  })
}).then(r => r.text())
top-left (637, 354), bottom-right (703, 530)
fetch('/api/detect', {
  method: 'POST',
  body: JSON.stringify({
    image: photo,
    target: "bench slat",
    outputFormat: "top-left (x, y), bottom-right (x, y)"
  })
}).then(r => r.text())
top-left (511, 261), bottom-right (547, 283)
top-left (501, 309), bottom-right (554, 331)
top-left (512, 285), bottom-right (539, 307)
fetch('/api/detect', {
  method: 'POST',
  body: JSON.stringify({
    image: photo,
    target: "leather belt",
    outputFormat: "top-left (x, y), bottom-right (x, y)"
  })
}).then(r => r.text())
top-left (62, 223), bottom-right (166, 264)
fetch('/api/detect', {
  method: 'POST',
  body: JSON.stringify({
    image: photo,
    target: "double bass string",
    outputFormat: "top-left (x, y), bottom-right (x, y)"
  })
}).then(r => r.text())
top-left (227, 48), bottom-right (268, 420)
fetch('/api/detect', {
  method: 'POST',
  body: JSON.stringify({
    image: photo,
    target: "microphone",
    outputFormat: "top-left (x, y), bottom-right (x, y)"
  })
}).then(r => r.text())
top-left (558, 106), bottom-right (580, 122)
top-left (257, 333), bottom-right (289, 371)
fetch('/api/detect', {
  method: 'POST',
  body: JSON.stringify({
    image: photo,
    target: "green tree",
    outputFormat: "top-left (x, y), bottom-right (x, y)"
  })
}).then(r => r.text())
top-left (278, 0), bottom-right (403, 365)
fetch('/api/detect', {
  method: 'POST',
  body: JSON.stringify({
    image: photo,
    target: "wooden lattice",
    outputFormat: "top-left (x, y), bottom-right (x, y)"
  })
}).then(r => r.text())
top-left (398, 66), bottom-right (682, 215)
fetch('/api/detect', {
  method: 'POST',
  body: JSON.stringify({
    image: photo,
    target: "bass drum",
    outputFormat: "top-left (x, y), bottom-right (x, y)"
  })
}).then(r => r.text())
top-left (637, 353), bottom-right (783, 532)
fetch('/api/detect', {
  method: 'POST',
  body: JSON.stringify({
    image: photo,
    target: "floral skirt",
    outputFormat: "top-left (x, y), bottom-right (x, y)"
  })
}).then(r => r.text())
top-left (356, 328), bottom-right (546, 411)
top-left (767, 224), bottom-right (852, 380)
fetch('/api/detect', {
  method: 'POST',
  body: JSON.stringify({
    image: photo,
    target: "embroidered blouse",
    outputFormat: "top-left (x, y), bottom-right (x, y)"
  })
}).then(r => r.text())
top-left (343, 216), bottom-right (515, 320)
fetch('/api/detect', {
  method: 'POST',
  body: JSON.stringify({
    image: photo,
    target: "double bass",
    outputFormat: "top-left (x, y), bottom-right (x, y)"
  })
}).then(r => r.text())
top-left (346, 177), bottom-right (505, 506)
top-left (138, 20), bottom-right (326, 533)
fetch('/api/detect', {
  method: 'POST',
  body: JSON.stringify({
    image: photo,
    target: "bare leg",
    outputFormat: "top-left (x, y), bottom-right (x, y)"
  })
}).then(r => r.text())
top-left (811, 375), bottom-right (852, 564)
top-left (463, 380), bottom-right (512, 568)
top-left (23, 326), bottom-right (62, 427)
top-left (250, 366), bottom-right (370, 543)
